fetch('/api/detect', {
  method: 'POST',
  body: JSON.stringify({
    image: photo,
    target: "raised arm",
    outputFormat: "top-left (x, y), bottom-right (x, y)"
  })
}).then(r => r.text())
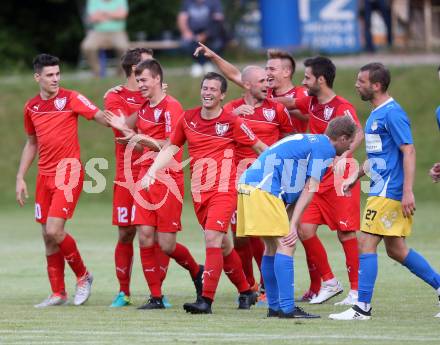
top-left (194, 42), bottom-right (244, 88)
top-left (16, 135), bottom-right (38, 206)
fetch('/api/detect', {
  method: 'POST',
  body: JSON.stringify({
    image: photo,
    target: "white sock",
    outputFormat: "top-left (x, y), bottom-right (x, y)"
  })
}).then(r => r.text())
top-left (355, 301), bottom-right (371, 312)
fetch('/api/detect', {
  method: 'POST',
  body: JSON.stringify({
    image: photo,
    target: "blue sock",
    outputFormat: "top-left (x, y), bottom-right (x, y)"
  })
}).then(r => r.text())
top-left (274, 253), bottom-right (294, 314)
top-left (403, 249), bottom-right (440, 289)
top-left (261, 255), bottom-right (279, 311)
top-left (358, 253), bottom-right (378, 304)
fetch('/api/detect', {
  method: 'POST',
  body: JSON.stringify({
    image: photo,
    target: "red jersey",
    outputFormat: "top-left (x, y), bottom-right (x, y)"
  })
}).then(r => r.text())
top-left (24, 88), bottom-right (99, 176)
top-left (223, 98), bottom-right (293, 162)
top-left (136, 95), bottom-right (184, 177)
top-left (104, 87), bottom-right (144, 181)
top-left (268, 86), bottom-right (309, 133)
top-left (296, 95), bottom-right (361, 192)
top-left (169, 107), bottom-right (258, 196)
top-left (295, 95), bottom-right (360, 134)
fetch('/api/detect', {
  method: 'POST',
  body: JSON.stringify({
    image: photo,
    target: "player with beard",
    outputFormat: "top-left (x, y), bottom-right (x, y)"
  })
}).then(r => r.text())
top-left (223, 65), bottom-right (293, 299)
top-left (330, 63), bottom-right (440, 320)
top-left (284, 57), bottom-right (364, 306)
top-left (144, 72), bottom-right (268, 314)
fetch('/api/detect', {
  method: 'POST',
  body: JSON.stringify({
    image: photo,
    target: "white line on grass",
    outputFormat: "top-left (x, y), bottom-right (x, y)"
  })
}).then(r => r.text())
top-left (0, 330), bottom-right (439, 342)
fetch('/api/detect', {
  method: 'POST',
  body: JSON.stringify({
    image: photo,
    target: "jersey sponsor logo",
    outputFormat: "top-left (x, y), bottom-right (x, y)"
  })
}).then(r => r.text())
top-left (215, 122), bottom-right (229, 136)
top-left (365, 134), bottom-right (383, 153)
top-left (77, 94), bottom-right (97, 110)
top-left (190, 121), bottom-right (197, 128)
top-left (323, 105), bottom-right (334, 120)
top-left (262, 108), bottom-right (276, 122)
top-left (240, 123), bottom-right (256, 140)
top-left (154, 108), bottom-right (162, 122)
top-left (33, 104), bottom-right (40, 111)
top-left (127, 97), bottom-right (136, 102)
top-left (54, 97), bottom-right (67, 111)
top-left (371, 120), bottom-right (378, 131)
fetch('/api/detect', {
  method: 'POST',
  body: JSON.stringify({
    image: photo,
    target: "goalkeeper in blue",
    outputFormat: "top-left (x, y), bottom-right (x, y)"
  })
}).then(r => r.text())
top-left (237, 116), bottom-right (357, 319)
top-left (330, 63), bottom-right (440, 321)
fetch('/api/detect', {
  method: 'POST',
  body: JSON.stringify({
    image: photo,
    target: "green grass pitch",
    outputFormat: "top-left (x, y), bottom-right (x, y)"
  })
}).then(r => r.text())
top-left (0, 65), bottom-right (439, 344)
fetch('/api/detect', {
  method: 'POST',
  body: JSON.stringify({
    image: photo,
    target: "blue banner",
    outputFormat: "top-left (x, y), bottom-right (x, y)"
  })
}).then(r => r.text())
top-left (299, 0), bottom-right (361, 53)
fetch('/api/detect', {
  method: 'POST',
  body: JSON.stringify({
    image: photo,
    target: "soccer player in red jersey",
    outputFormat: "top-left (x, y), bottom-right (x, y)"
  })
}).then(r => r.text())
top-left (194, 43), bottom-right (308, 132)
top-left (105, 59), bottom-right (203, 310)
top-left (285, 56), bottom-right (364, 305)
top-left (104, 48), bottom-right (159, 307)
top-left (144, 72), bottom-right (267, 314)
top-left (223, 65), bottom-right (294, 298)
top-left (16, 54), bottom-right (110, 307)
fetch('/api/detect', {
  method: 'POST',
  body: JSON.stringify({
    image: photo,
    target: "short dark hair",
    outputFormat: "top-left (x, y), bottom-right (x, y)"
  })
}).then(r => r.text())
top-left (33, 54), bottom-right (60, 74)
top-left (135, 59), bottom-right (163, 83)
top-left (267, 49), bottom-right (296, 77)
top-left (201, 72), bottom-right (227, 93)
top-left (121, 48), bottom-right (153, 77)
top-left (325, 115), bottom-right (357, 140)
top-left (304, 56), bottom-right (336, 88)
top-left (360, 62), bottom-right (391, 92)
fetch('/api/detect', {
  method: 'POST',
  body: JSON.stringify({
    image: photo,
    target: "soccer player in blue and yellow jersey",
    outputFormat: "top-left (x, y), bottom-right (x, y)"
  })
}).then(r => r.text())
top-left (237, 116), bottom-right (357, 319)
top-left (330, 63), bottom-right (440, 320)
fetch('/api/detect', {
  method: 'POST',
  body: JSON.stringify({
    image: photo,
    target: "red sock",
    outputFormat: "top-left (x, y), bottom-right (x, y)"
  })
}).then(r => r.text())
top-left (249, 237), bottom-right (264, 286)
top-left (223, 249), bottom-right (250, 293)
top-left (46, 251), bottom-right (65, 294)
top-left (169, 243), bottom-right (199, 278)
top-left (302, 235), bottom-right (334, 282)
top-left (234, 242), bottom-right (256, 287)
top-left (115, 241), bottom-right (133, 296)
top-left (58, 233), bottom-right (87, 279)
top-left (341, 237), bottom-right (359, 290)
top-left (202, 247), bottom-right (223, 300)
top-left (305, 254), bottom-right (321, 294)
top-left (140, 246), bottom-right (162, 298)
top-left (154, 243), bottom-right (170, 283)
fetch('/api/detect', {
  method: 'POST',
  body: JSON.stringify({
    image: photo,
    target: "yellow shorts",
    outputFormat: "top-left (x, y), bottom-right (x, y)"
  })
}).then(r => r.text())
top-left (361, 196), bottom-right (412, 237)
top-left (236, 184), bottom-right (289, 237)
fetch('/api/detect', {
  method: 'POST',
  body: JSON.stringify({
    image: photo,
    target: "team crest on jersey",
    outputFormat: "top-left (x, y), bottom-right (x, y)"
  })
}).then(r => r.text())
top-left (215, 122), bottom-right (229, 136)
top-left (323, 106), bottom-right (334, 121)
top-left (154, 108), bottom-right (162, 122)
top-left (263, 108), bottom-right (276, 122)
top-left (371, 120), bottom-right (378, 131)
top-left (54, 97), bottom-right (67, 111)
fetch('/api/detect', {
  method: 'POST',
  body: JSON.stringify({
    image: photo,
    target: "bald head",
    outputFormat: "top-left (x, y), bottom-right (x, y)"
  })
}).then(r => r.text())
top-left (242, 65), bottom-right (266, 84)
top-left (241, 65), bottom-right (268, 101)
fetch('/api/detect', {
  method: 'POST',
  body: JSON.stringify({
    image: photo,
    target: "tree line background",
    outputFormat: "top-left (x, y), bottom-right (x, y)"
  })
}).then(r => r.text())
top-left (0, 0), bottom-right (245, 71)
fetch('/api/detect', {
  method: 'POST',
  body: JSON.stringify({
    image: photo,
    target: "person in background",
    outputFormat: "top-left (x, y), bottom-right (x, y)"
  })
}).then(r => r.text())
top-left (178, 0), bottom-right (226, 78)
top-left (81, 0), bottom-right (129, 77)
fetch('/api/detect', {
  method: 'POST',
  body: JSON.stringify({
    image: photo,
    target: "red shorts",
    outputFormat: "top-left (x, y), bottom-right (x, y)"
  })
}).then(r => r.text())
top-left (230, 210), bottom-right (238, 233)
top-left (132, 180), bottom-right (184, 233)
top-left (112, 184), bottom-right (136, 226)
top-left (301, 180), bottom-right (360, 231)
top-left (35, 170), bottom-right (84, 224)
top-left (193, 192), bottom-right (236, 232)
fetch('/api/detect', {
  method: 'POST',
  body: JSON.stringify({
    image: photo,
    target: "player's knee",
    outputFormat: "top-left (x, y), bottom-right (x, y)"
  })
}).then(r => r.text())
top-left (138, 229), bottom-right (155, 247)
top-left (298, 225), bottom-right (313, 241)
top-left (205, 231), bottom-right (223, 248)
top-left (45, 224), bottom-right (64, 242)
top-left (158, 241), bottom-right (175, 255)
top-left (385, 246), bottom-right (405, 262)
top-left (118, 227), bottom-right (136, 243)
